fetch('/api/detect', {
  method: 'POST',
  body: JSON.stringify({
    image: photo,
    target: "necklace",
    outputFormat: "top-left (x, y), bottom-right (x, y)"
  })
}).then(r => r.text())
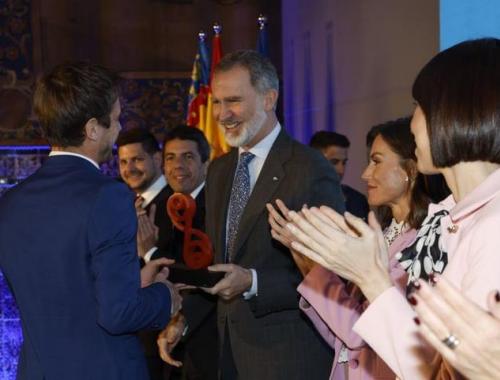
top-left (384, 218), bottom-right (406, 246)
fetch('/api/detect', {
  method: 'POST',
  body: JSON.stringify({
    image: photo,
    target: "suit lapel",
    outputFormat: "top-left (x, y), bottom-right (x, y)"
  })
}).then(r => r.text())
top-left (232, 130), bottom-right (292, 261)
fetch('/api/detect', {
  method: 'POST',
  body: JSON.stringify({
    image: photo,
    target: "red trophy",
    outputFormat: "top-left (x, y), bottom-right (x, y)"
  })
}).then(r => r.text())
top-left (166, 193), bottom-right (213, 269)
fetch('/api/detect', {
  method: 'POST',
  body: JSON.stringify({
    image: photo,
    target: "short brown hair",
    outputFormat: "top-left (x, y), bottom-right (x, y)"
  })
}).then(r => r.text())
top-left (214, 50), bottom-right (279, 94)
top-left (163, 125), bottom-right (210, 163)
top-left (34, 62), bottom-right (120, 147)
top-left (310, 131), bottom-right (350, 149)
top-left (412, 38), bottom-right (500, 167)
top-left (116, 128), bottom-right (160, 155)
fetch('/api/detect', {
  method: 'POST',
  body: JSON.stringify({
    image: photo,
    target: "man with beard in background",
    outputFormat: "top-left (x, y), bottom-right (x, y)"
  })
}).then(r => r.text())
top-left (117, 128), bottom-right (174, 380)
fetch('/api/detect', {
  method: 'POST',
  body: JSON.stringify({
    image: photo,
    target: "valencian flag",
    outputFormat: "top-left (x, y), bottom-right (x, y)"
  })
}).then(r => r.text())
top-left (202, 23), bottom-right (229, 158)
top-left (186, 32), bottom-right (210, 128)
top-left (256, 15), bottom-right (269, 57)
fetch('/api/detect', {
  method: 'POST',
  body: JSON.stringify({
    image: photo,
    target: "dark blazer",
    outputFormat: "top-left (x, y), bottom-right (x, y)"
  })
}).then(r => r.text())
top-left (138, 183), bottom-right (175, 380)
top-left (147, 183), bottom-right (174, 255)
top-left (151, 189), bottom-right (218, 380)
top-left (205, 129), bottom-right (345, 380)
top-left (0, 155), bottom-right (171, 380)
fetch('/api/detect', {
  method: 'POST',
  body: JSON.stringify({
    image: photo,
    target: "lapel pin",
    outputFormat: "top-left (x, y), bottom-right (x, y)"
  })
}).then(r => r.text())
top-left (272, 176), bottom-right (279, 181)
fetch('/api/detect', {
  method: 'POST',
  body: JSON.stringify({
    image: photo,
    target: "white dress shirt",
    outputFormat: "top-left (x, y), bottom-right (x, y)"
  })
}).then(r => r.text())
top-left (138, 175), bottom-right (167, 209)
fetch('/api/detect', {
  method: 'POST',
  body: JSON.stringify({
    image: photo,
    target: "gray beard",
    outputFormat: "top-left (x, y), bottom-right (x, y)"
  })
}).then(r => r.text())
top-left (222, 110), bottom-right (266, 148)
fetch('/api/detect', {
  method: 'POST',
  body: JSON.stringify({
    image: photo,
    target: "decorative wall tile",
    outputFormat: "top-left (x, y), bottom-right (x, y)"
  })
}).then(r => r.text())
top-left (0, 0), bottom-right (33, 80)
top-left (119, 77), bottom-right (190, 143)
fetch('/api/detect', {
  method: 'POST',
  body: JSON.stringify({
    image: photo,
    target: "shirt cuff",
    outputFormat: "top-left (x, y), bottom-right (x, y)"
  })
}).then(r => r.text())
top-left (243, 269), bottom-right (258, 300)
top-left (143, 247), bottom-right (158, 263)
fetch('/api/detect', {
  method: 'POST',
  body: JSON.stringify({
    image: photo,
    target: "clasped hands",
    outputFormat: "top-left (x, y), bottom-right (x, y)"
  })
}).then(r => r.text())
top-left (267, 199), bottom-right (392, 302)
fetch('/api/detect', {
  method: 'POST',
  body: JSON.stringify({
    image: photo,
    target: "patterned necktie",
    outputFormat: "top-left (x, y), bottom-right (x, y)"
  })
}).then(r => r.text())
top-left (225, 152), bottom-right (255, 262)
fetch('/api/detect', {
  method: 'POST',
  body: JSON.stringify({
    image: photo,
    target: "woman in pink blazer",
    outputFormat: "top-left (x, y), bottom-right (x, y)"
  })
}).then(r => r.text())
top-left (269, 119), bottom-right (447, 379)
top-left (285, 38), bottom-right (500, 379)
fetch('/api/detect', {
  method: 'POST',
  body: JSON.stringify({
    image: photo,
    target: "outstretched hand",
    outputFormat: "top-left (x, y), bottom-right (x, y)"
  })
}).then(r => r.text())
top-left (201, 264), bottom-right (252, 301)
top-left (140, 258), bottom-right (174, 288)
top-left (157, 312), bottom-right (186, 367)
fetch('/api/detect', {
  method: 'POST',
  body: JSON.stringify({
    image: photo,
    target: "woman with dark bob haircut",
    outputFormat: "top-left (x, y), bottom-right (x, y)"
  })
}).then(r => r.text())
top-left (283, 37), bottom-right (500, 379)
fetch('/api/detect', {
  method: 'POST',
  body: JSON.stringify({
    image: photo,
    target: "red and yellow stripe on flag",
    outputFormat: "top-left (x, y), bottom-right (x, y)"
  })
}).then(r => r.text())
top-left (187, 32), bottom-right (210, 128)
top-left (201, 23), bottom-right (230, 159)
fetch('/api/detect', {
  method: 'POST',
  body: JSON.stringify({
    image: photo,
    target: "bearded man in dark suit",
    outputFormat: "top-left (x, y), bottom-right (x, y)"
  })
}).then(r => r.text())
top-left (201, 50), bottom-right (345, 380)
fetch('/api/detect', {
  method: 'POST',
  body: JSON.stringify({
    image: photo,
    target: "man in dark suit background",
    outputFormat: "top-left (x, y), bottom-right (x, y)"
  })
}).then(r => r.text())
top-left (0, 62), bottom-right (180, 380)
top-left (202, 50), bottom-right (345, 379)
top-left (117, 128), bottom-right (173, 262)
top-left (310, 131), bottom-right (370, 220)
top-left (117, 128), bottom-right (178, 380)
top-left (141, 126), bottom-right (219, 380)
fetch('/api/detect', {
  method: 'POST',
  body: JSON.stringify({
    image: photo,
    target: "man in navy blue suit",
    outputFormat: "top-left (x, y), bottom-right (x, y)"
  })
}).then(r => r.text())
top-left (0, 62), bottom-right (180, 380)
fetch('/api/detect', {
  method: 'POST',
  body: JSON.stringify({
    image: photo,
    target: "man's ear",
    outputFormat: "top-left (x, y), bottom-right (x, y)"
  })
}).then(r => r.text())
top-left (84, 118), bottom-right (100, 142)
top-left (264, 89), bottom-right (278, 112)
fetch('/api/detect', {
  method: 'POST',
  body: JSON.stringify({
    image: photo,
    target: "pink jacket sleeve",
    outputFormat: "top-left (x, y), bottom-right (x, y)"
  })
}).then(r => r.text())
top-left (298, 265), bottom-right (367, 349)
top-left (355, 197), bottom-right (500, 379)
top-left (353, 287), bottom-right (434, 379)
top-left (298, 230), bottom-right (416, 351)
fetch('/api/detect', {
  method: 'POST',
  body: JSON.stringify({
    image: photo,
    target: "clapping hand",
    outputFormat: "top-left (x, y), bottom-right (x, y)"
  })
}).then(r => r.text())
top-left (267, 199), bottom-right (315, 277)
top-left (286, 207), bottom-right (392, 302)
top-left (412, 276), bottom-right (500, 379)
top-left (137, 204), bottom-right (159, 258)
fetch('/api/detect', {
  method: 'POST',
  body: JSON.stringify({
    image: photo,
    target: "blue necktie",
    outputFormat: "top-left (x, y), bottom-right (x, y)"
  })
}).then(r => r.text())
top-left (226, 152), bottom-right (255, 262)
